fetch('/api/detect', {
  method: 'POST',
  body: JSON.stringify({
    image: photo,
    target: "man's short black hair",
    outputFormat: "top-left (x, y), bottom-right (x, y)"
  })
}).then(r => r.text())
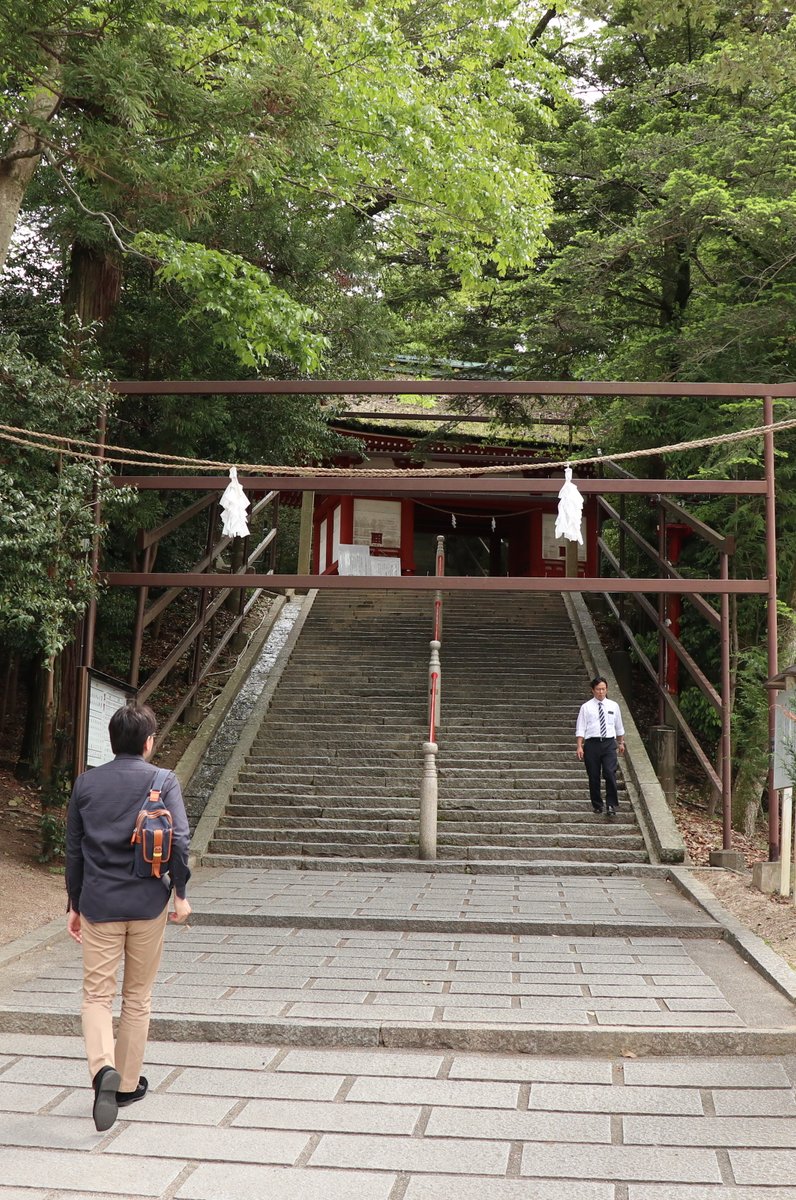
top-left (109, 703), bottom-right (157, 755)
top-left (590, 676), bottom-right (608, 690)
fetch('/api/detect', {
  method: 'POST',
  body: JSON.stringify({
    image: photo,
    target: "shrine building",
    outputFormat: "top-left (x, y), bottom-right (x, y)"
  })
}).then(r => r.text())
top-left (312, 422), bottom-right (599, 578)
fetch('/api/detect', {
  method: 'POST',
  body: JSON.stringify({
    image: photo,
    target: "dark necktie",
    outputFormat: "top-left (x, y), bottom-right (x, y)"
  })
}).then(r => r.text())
top-left (598, 701), bottom-right (607, 737)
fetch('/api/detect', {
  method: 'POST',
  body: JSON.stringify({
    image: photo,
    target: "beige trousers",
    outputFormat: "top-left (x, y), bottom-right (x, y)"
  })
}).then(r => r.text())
top-left (81, 908), bottom-right (168, 1091)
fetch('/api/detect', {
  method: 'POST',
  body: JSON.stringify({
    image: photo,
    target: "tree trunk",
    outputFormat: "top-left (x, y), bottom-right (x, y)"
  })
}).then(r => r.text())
top-left (65, 240), bottom-right (122, 325)
top-left (16, 658), bottom-right (44, 780)
top-left (0, 51), bottom-right (62, 274)
top-left (40, 656), bottom-right (57, 785)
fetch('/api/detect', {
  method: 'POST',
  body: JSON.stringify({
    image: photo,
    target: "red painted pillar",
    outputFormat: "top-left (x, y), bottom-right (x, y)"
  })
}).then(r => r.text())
top-left (340, 496), bottom-right (354, 544)
top-left (400, 500), bottom-right (416, 574)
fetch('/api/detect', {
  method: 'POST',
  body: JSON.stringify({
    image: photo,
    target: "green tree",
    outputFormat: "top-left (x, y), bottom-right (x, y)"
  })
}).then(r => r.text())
top-left (0, 333), bottom-right (126, 781)
top-left (1, 0), bottom-right (561, 372)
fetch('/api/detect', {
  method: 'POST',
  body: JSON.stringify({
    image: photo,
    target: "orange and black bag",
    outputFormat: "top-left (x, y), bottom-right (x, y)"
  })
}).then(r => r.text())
top-left (130, 768), bottom-right (173, 878)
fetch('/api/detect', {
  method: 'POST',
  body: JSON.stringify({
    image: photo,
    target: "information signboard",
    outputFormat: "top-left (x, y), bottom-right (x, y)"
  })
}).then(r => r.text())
top-left (774, 688), bottom-right (796, 791)
top-left (86, 671), bottom-right (136, 768)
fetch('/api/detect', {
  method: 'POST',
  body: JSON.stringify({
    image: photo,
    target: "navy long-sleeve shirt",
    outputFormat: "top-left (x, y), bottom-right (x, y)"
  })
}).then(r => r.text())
top-left (66, 754), bottom-right (191, 922)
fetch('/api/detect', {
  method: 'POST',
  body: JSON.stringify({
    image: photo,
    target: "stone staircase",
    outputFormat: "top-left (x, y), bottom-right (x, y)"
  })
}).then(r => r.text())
top-left (203, 590), bottom-right (648, 866)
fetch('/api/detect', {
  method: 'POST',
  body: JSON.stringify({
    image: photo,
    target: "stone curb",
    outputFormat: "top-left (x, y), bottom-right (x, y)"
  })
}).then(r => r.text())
top-left (173, 593), bottom-right (287, 794)
top-left (0, 917), bottom-right (65, 970)
top-left (198, 854), bottom-right (674, 875)
top-left (668, 865), bottom-right (796, 1004)
top-left (191, 591), bottom-right (318, 862)
top-left (3, 1009), bottom-right (795, 1056)
top-left (186, 911), bottom-right (720, 939)
top-left (564, 592), bottom-right (686, 865)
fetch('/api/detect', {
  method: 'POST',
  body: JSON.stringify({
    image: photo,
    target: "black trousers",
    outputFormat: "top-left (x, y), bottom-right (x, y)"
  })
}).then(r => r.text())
top-left (583, 737), bottom-right (618, 810)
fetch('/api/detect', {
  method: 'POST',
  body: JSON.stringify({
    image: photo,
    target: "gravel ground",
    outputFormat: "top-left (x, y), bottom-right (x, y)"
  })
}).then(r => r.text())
top-left (0, 853), bottom-right (65, 946)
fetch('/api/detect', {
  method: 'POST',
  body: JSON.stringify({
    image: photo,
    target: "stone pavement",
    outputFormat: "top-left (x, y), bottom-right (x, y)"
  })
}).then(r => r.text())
top-left (3, 1034), bottom-right (796, 1197)
top-left (2, 866), bottom-right (796, 1196)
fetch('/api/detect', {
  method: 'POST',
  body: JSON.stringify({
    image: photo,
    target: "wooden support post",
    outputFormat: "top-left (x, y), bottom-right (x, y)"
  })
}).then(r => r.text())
top-left (298, 490), bottom-right (315, 576)
top-left (649, 726), bottom-right (677, 805)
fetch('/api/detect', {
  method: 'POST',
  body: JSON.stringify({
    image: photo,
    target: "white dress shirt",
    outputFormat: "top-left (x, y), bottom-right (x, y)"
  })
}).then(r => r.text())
top-left (575, 697), bottom-right (625, 740)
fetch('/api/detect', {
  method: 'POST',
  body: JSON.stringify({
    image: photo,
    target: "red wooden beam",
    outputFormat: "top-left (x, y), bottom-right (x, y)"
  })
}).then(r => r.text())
top-left (104, 572), bottom-right (768, 594)
top-left (111, 475), bottom-right (768, 496)
top-left (107, 379), bottom-right (796, 398)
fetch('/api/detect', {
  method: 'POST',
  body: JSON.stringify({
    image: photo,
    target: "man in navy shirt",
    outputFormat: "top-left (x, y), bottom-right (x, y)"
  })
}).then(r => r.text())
top-left (66, 703), bottom-right (191, 1131)
top-left (575, 676), bottom-right (626, 817)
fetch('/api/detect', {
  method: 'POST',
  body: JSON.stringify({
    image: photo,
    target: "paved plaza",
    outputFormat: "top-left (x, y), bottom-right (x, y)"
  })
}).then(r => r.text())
top-left (2, 867), bottom-right (796, 1196)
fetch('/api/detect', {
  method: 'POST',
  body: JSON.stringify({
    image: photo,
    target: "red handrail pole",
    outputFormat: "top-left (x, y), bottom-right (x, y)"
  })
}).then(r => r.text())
top-left (428, 672), bottom-right (438, 742)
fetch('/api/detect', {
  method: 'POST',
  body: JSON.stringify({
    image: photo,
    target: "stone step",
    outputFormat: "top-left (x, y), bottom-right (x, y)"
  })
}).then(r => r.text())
top-left (239, 760), bottom-right (594, 776)
top-left (221, 806), bottom-right (637, 829)
top-left (216, 816), bottom-right (642, 841)
top-left (245, 749), bottom-right (579, 764)
top-left (205, 839), bottom-right (647, 864)
top-left (224, 796), bottom-right (624, 816)
top-left (231, 787), bottom-right (614, 803)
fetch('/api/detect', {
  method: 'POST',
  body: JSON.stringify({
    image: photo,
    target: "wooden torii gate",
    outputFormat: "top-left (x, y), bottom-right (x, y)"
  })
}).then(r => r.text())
top-left (88, 378), bottom-right (795, 861)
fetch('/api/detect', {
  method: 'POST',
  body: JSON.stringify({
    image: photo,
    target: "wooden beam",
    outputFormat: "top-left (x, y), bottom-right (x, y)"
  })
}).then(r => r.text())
top-left (111, 475), bottom-right (769, 496)
top-left (105, 572), bottom-right (768, 594)
top-left (107, 379), bottom-right (796, 398)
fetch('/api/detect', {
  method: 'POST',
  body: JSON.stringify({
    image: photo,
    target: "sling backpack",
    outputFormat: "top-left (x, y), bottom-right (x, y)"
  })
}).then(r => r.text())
top-left (130, 767), bottom-right (173, 879)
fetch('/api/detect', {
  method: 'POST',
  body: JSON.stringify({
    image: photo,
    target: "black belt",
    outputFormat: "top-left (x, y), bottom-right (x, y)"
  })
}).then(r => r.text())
top-left (586, 736), bottom-right (615, 742)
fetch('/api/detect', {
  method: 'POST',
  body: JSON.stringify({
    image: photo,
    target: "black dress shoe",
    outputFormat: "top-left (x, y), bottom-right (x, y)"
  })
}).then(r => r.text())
top-left (592, 805), bottom-right (604, 814)
top-left (92, 1065), bottom-right (121, 1131)
top-left (606, 807), bottom-right (617, 820)
top-left (117, 1076), bottom-right (148, 1107)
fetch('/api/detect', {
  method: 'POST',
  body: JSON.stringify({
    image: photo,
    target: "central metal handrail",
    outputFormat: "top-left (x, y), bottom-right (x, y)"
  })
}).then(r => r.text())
top-left (420, 535), bottom-right (445, 859)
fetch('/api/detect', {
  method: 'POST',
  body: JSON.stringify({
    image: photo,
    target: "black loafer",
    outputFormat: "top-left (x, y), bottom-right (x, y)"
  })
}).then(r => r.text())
top-left (117, 1076), bottom-right (148, 1107)
top-left (92, 1065), bottom-right (121, 1131)
top-left (592, 805), bottom-right (604, 814)
top-left (606, 808), bottom-right (616, 820)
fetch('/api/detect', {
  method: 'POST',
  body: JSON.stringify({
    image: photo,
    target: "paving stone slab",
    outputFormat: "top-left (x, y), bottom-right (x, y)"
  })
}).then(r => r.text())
top-left (448, 1055), bottom-right (613, 1083)
top-left (623, 1060), bottom-right (791, 1088)
top-left (109, 1122), bottom-right (310, 1163)
top-left (624, 1114), bottom-right (796, 1147)
top-left (520, 1143), bottom-right (721, 1182)
top-left (529, 1083), bottom-right (704, 1115)
top-left (232, 1098), bottom-right (421, 1134)
top-left (425, 1107), bottom-right (611, 1142)
top-left (628, 1189), bottom-right (796, 1199)
top-left (309, 1132), bottom-right (511, 1175)
top-left (175, 1164), bottom-right (396, 1200)
top-left (712, 1089), bottom-right (796, 1116)
top-left (0, 1082), bottom-right (68, 1112)
top-left (729, 1150), bottom-right (796, 1185)
top-left (0, 1189), bottom-right (50, 1200)
top-left (403, 1182), bottom-right (614, 1200)
top-left (164, 1067), bottom-right (345, 1100)
top-left (0, 1149), bottom-right (187, 1195)
top-left (345, 1077), bottom-right (520, 1108)
top-left (277, 1048), bottom-right (445, 1076)
top-left (51, 1092), bottom-right (239, 1125)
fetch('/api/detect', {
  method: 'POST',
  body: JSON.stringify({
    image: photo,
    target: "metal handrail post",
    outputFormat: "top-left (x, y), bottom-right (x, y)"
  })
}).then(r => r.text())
top-left (428, 641), bottom-right (441, 738)
top-left (419, 739), bottom-right (438, 859)
top-left (419, 536), bottom-right (445, 860)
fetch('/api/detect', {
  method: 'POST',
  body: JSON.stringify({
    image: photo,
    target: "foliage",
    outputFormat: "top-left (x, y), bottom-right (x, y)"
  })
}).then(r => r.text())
top-left (1, 0), bottom-right (562, 374)
top-left (0, 334), bottom-right (131, 664)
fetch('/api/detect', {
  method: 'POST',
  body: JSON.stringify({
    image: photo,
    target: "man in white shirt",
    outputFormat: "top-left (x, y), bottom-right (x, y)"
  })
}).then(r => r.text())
top-left (575, 676), bottom-right (625, 818)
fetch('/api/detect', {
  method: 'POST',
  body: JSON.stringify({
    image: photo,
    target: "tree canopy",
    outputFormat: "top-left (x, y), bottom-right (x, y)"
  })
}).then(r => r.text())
top-left (2, 0), bottom-right (796, 819)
